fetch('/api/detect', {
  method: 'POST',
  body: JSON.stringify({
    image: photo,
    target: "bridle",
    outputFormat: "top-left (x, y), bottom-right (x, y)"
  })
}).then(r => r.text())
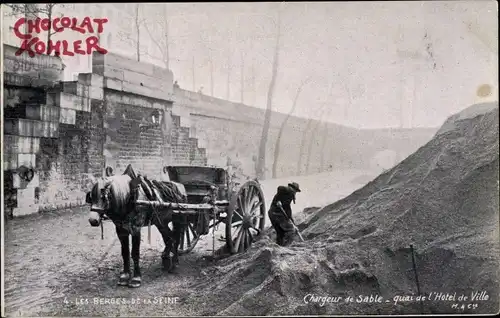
top-left (89, 181), bottom-right (112, 239)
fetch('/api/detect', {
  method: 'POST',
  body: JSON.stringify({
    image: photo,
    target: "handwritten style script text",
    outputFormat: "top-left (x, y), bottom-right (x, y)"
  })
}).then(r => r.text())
top-left (13, 17), bottom-right (109, 57)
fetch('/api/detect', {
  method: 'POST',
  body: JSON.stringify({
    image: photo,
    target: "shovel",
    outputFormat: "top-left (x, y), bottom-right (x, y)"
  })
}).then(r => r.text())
top-left (277, 203), bottom-right (305, 242)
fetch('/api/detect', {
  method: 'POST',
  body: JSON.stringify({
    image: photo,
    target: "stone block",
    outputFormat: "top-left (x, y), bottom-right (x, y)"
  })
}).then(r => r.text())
top-left (77, 83), bottom-right (90, 98)
top-left (122, 81), bottom-right (172, 101)
top-left (12, 173), bottom-right (21, 189)
top-left (25, 104), bottom-right (60, 122)
top-left (102, 52), bottom-right (155, 78)
top-left (94, 65), bottom-right (124, 81)
top-left (78, 73), bottom-right (104, 88)
top-left (60, 81), bottom-right (89, 97)
top-left (122, 69), bottom-right (170, 92)
top-left (3, 136), bottom-right (40, 154)
top-left (3, 72), bottom-right (59, 89)
top-left (89, 85), bottom-right (104, 100)
top-left (104, 78), bottom-right (123, 91)
top-left (4, 44), bottom-right (64, 70)
top-left (4, 119), bottom-right (58, 138)
top-left (17, 187), bottom-right (35, 207)
top-left (47, 92), bottom-right (91, 112)
top-left (78, 73), bottom-right (93, 86)
top-left (17, 153), bottom-right (36, 168)
top-left (60, 108), bottom-right (77, 125)
top-left (152, 65), bottom-right (174, 83)
top-left (92, 51), bottom-right (106, 67)
top-left (12, 205), bottom-right (39, 217)
top-left (4, 152), bottom-right (18, 170)
top-left (3, 55), bottom-right (63, 82)
top-left (90, 74), bottom-right (104, 88)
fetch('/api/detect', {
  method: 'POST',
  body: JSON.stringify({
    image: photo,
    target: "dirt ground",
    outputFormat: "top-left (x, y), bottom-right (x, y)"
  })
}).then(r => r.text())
top-left (3, 170), bottom-right (374, 316)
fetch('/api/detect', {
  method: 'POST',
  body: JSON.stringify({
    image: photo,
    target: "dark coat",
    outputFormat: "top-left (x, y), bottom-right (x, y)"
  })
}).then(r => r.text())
top-left (269, 185), bottom-right (296, 221)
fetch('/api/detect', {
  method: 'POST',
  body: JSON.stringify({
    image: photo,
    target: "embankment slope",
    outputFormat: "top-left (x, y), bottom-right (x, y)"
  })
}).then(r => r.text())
top-left (189, 103), bottom-right (499, 315)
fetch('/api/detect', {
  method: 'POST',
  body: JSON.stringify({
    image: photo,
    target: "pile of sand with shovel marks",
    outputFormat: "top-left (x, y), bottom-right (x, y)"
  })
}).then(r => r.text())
top-left (187, 103), bottom-right (499, 316)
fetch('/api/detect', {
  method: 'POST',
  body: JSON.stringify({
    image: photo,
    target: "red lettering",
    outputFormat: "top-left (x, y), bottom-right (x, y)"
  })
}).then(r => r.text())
top-left (71, 17), bottom-right (86, 34)
top-left (13, 18), bottom-right (31, 40)
top-left (93, 18), bottom-right (108, 33)
top-left (15, 37), bottom-right (39, 57)
top-left (80, 17), bottom-right (94, 34)
top-left (73, 40), bottom-right (86, 55)
top-left (40, 18), bottom-right (50, 31)
top-left (47, 40), bottom-right (61, 56)
top-left (52, 18), bottom-right (64, 32)
top-left (27, 18), bottom-right (41, 34)
top-left (85, 36), bottom-right (107, 54)
top-left (34, 42), bottom-right (46, 55)
top-left (13, 17), bottom-right (110, 57)
top-left (61, 40), bottom-right (74, 56)
top-left (60, 17), bottom-right (71, 28)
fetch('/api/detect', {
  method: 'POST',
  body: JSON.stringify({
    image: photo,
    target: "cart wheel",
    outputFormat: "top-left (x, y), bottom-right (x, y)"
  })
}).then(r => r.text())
top-left (225, 180), bottom-right (266, 254)
top-left (176, 215), bottom-right (202, 255)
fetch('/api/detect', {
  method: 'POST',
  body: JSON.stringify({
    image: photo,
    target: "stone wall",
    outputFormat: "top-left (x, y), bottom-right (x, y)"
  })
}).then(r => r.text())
top-left (171, 87), bottom-right (438, 179)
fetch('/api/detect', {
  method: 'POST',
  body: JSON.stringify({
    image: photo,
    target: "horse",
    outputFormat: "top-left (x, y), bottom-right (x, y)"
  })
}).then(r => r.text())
top-left (86, 165), bottom-right (185, 288)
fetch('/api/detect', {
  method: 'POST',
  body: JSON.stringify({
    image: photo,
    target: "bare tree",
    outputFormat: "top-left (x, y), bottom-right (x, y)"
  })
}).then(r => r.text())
top-left (296, 116), bottom-right (315, 176)
top-left (318, 120), bottom-right (331, 172)
top-left (240, 51), bottom-right (245, 104)
top-left (304, 120), bottom-right (322, 175)
top-left (226, 44), bottom-right (231, 100)
top-left (192, 56), bottom-right (196, 91)
top-left (143, 4), bottom-right (170, 68)
top-left (317, 90), bottom-right (336, 172)
top-left (118, 4), bottom-right (144, 62)
top-left (5, 4), bottom-right (63, 53)
top-left (210, 51), bottom-right (214, 97)
top-left (271, 78), bottom-right (310, 178)
top-left (304, 103), bottom-right (332, 175)
top-left (255, 5), bottom-right (282, 180)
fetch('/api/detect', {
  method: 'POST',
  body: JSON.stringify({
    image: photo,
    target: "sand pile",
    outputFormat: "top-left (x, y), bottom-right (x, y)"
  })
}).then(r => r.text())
top-left (191, 103), bottom-right (499, 315)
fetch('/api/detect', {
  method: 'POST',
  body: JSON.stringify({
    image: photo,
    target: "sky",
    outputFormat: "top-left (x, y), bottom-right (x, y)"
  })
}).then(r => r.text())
top-left (2, 1), bottom-right (498, 129)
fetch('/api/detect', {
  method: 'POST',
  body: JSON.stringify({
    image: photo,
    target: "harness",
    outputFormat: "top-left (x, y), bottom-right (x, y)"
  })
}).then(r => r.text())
top-left (96, 176), bottom-right (186, 243)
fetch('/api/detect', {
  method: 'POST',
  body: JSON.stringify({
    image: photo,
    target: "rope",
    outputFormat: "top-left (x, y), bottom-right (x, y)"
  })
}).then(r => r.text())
top-left (97, 237), bottom-right (118, 274)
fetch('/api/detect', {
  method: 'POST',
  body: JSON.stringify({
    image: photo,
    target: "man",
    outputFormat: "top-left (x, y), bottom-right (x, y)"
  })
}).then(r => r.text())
top-left (268, 182), bottom-right (301, 246)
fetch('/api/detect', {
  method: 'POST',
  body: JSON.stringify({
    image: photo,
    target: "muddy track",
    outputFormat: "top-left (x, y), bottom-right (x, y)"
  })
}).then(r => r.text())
top-left (4, 207), bottom-right (231, 316)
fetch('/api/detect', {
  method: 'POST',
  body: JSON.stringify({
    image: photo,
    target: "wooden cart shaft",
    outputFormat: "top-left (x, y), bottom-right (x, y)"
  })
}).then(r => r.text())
top-left (135, 200), bottom-right (229, 211)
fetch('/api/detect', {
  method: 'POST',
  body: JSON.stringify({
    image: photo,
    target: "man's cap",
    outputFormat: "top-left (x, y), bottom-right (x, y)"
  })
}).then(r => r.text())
top-left (288, 182), bottom-right (301, 192)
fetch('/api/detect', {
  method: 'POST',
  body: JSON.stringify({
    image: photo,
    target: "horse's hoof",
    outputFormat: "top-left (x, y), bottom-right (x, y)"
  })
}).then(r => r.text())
top-left (168, 261), bottom-right (177, 273)
top-left (128, 277), bottom-right (141, 288)
top-left (117, 273), bottom-right (130, 286)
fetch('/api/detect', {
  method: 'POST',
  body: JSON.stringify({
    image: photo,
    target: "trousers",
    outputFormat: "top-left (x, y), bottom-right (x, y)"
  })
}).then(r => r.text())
top-left (268, 207), bottom-right (295, 246)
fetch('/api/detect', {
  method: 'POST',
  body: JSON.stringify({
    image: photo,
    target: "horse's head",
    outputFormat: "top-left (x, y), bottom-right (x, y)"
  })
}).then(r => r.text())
top-left (86, 177), bottom-right (112, 227)
top-left (86, 175), bottom-right (133, 227)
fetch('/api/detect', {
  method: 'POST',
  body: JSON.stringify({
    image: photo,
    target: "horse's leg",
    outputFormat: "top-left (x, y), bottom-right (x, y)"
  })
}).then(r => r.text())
top-left (172, 219), bottom-right (181, 267)
top-left (155, 222), bottom-right (175, 272)
top-left (116, 226), bottom-right (131, 286)
top-left (129, 231), bottom-right (142, 288)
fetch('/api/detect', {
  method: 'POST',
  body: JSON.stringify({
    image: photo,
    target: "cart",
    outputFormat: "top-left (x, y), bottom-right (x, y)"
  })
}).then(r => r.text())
top-left (135, 165), bottom-right (266, 255)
